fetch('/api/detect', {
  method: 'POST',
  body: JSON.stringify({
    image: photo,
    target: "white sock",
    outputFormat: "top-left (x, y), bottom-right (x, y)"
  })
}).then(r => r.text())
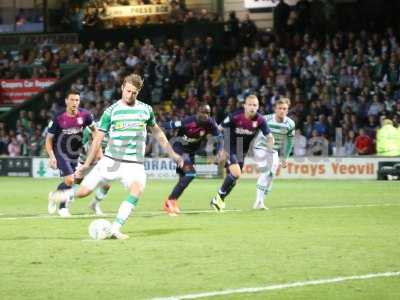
top-left (112, 201), bottom-right (134, 232)
top-left (94, 186), bottom-right (108, 202)
top-left (256, 173), bottom-right (274, 204)
top-left (256, 173), bottom-right (268, 204)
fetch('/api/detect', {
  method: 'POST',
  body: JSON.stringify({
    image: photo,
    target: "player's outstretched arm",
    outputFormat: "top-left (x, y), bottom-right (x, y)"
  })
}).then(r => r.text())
top-left (89, 125), bottom-right (103, 161)
top-left (82, 130), bottom-right (105, 170)
top-left (45, 134), bottom-right (57, 169)
top-left (150, 123), bottom-right (184, 168)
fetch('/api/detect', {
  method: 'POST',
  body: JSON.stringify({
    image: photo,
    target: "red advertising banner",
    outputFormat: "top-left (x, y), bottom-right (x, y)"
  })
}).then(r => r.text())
top-left (0, 78), bottom-right (57, 105)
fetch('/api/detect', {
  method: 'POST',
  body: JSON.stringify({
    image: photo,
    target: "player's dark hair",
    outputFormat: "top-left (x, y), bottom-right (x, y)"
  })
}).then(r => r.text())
top-left (123, 74), bottom-right (144, 90)
top-left (65, 89), bottom-right (80, 98)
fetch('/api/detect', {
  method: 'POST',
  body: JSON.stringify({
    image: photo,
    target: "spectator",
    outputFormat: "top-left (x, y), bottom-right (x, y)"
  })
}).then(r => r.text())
top-left (240, 14), bottom-right (257, 47)
top-left (344, 130), bottom-right (356, 155)
top-left (273, 0), bottom-right (290, 36)
top-left (355, 128), bottom-right (374, 155)
top-left (307, 129), bottom-right (329, 156)
top-left (8, 137), bottom-right (21, 157)
top-left (376, 118), bottom-right (400, 156)
top-left (293, 129), bottom-right (307, 156)
top-left (169, 1), bottom-right (184, 23)
top-left (0, 129), bottom-right (8, 155)
top-left (368, 94), bottom-right (384, 116)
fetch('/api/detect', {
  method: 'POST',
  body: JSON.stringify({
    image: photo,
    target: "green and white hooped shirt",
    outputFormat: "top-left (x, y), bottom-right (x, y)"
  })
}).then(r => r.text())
top-left (99, 100), bottom-right (156, 163)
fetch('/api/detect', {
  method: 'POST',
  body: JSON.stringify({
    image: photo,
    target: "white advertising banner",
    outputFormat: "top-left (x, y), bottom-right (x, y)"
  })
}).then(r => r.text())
top-left (144, 158), bottom-right (177, 178)
top-left (32, 157), bottom-right (217, 179)
top-left (101, 5), bottom-right (169, 19)
top-left (242, 156), bottom-right (400, 179)
top-left (144, 158), bottom-right (219, 179)
top-left (244, 0), bottom-right (299, 10)
top-left (32, 157), bottom-right (399, 180)
top-left (32, 157), bottom-right (60, 178)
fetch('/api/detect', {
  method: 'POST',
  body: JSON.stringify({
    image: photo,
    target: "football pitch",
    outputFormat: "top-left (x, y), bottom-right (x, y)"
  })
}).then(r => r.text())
top-left (0, 177), bottom-right (399, 300)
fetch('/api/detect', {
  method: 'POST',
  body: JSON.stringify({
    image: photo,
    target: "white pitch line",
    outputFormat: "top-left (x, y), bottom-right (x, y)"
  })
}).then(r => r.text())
top-left (0, 213), bottom-right (114, 221)
top-left (276, 203), bottom-right (400, 210)
top-left (0, 204), bottom-right (399, 221)
top-left (0, 210), bottom-right (242, 221)
top-left (150, 271), bottom-right (400, 300)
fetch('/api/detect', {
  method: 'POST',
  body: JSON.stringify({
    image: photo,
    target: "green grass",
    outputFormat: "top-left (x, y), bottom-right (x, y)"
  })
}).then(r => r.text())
top-left (0, 177), bottom-right (399, 300)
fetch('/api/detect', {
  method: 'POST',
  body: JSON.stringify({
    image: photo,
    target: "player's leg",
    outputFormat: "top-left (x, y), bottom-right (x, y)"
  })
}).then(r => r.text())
top-left (110, 163), bottom-right (146, 239)
top-left (254, 148), bottom-right (270, 209)
top-left (48, 155), bottom-right (75, 216)
top-left (211, 154), bottom-right (242, 212)
top-left (89, 181), bottom-right (111, 216)
top-left (78, 162), bottom-right (110, 216)
top-left (48, 157), bottom-right (109, 209)
top-left (254, 150), bottom-right (279, 209)
top-left (164, 155), bottom-right (196, 215)
top-left (58, 174), bottom-right (75, 217)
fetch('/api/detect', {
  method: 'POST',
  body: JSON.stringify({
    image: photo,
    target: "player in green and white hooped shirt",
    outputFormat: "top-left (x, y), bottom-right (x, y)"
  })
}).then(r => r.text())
top-left (48, 74), bottom-right (184, 239)
top-left (252, 98), bottom-right (295, 209)
top-left (75, 125), bottom-right (110, 215)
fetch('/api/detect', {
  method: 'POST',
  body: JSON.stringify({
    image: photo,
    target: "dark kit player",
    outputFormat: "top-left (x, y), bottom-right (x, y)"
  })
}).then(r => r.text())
top-left (45, 90), bottom-right (96, 217)
top-left (163, 104), bottom-right (223, 215)
top-left (210, 95), bottom-right (274, 212)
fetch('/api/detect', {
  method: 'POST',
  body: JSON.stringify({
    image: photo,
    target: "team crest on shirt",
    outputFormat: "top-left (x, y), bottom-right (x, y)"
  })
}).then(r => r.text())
top-left (252, 121), bottom-right (258, 128)
top-left (199, 130), bottom-right (205, 136)
top-left (77, 117), bottom-right (83, 125)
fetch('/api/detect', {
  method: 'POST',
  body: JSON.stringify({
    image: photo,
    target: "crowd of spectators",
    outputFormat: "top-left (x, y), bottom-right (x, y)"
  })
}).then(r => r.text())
top-left (1, 18), bottom-right (400, 157)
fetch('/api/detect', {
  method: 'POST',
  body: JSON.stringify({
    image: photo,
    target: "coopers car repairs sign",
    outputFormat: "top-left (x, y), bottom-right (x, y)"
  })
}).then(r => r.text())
top-left (0, 78), bottom-right (56, 105)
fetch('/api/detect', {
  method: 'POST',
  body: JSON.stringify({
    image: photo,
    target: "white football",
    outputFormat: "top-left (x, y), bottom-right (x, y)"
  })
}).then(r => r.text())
top-left (88, 219), bottom-right (112, 240)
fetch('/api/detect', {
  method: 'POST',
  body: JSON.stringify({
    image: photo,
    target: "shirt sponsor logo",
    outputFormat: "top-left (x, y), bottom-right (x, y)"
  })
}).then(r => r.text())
top-left (235, 127), bottom-right (254, 135)
top-left (62, 127), bottom-right (83, 134)
top-left (114, 120), bottom-right (144, 130)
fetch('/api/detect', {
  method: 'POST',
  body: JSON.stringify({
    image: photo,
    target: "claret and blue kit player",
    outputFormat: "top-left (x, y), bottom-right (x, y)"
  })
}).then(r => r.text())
top-left (162, 104), bottom-right (224, 215)
top-left (210, 94), bottom-right (275, 212)
top-left (45, 89), bottom-right (97, 217)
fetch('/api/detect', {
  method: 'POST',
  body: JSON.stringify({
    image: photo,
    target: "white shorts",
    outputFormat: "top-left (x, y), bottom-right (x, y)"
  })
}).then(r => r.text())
top-left (82, 156), bottom-right (147, 191)
top-left (253, 148), bottom-right (280, 176)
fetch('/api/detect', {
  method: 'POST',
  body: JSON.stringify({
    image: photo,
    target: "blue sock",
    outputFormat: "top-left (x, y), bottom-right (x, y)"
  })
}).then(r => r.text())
top-left (57, 183), bottom-right (72, 209)
top-left (218, 174), bottom-right (237, 200)
top-left (169, 175), bottom-right (195, 200)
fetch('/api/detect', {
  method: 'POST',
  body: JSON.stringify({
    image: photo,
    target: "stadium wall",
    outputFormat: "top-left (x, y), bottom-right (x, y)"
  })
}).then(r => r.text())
top-left (1, 157), bottom-right (399, 180)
